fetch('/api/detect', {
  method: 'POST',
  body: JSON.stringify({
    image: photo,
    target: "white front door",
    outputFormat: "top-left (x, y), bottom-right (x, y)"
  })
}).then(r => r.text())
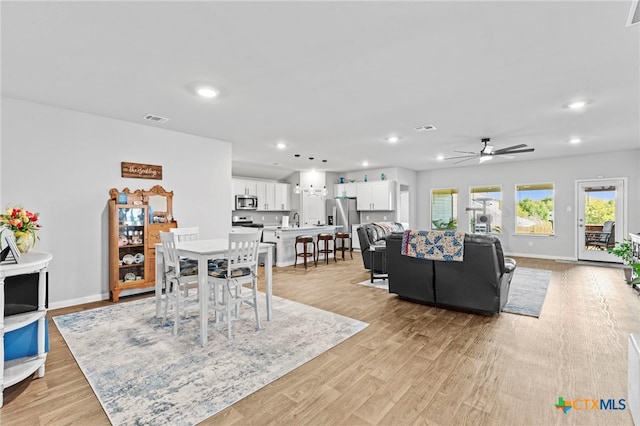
top-left (577, 179), bottom-right (626, 262)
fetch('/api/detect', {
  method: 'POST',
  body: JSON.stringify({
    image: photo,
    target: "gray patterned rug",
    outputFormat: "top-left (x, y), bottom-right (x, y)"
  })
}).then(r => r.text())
top-left (53, 294), bottom-right (368, 426)
top-left (359, 267), bottom-right (551, 318)
top-left (501, 267), bottom-right (551, 318)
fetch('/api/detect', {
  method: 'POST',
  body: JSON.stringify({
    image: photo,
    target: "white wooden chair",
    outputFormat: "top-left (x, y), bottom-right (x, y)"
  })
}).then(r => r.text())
top-left (159, 231), bottom-right (199, 335)
top-left (208, 230), bottom-right (262, 339)
top-left (170, 227), bottom-right (200, 294)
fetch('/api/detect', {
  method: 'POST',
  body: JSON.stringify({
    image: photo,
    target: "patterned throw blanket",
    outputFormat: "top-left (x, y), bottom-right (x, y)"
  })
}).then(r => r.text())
top-left (373, 222), bottom-right (404, 234)
top-left (401, 229), bottom-right (465, 262)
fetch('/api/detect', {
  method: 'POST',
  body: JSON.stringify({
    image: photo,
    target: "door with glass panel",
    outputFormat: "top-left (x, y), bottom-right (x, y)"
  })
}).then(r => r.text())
top-left (577, 179), bottom-right (625, 262)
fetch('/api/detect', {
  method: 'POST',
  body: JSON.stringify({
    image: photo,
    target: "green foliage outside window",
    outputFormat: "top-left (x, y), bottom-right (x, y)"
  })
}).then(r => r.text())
top-left (516, 197), bottom-right (554, 221)
top-left (585, 198), bottom-right (615, 225)
top-left (432, 218), bottom-right (457, 230)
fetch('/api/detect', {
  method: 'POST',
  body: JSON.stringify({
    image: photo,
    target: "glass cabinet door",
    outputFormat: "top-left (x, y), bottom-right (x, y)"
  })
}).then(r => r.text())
top-left (116, 205), bottom-right (147, 284)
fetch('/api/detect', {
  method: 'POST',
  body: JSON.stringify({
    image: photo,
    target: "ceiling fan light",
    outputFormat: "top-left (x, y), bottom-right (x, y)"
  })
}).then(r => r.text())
top-left (567, 100), bottom-right (587, 109)
top-left (484, 144), bottom-right (494, 154)
top-left (196, 86), bottom-right (219, 98)
top-left (479, 156), bottom-right (493, 163)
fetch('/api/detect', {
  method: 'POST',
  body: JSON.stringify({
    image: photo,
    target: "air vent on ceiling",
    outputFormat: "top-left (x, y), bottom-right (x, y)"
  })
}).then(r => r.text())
top-left (628, 0), bottom-right (640, 26)
top-left (142, 114), bottom-right (170, 123)
top-left (415, 124), bottom-right (437, 132)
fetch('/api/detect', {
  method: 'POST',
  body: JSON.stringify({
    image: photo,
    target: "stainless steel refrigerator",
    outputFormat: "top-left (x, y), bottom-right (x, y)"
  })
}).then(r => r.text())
top-left (326, 198), bottom-right (359, 235)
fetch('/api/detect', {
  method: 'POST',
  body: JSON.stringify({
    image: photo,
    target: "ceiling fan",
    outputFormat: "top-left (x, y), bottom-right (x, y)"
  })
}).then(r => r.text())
top-left (445, 138), bottom-right (535, 164)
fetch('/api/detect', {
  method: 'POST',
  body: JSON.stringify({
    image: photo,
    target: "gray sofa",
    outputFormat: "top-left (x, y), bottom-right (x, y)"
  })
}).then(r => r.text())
top-left (356, 222), bottom-right (404, 273)
top-left (386, 232), bottom-right (516, 314)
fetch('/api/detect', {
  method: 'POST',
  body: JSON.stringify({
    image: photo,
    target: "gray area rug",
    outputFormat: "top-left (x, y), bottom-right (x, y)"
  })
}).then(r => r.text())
top-left (53, 294), bottom-right (368, 426)
top-left (502, 267), bottom-right (551, 317)
top-left (358, 278), bottom-right (389, 290)
top-left (359, 267), bottom-right (551, 318)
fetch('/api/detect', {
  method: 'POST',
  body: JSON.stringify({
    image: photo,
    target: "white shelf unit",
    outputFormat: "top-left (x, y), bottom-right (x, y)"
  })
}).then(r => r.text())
top-left (0, 251), bottom-right (52, 407)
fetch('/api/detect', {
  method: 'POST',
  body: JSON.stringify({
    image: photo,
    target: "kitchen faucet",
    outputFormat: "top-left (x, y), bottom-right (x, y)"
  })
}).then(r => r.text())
top-left (292, 212), bottom-right (300, 227)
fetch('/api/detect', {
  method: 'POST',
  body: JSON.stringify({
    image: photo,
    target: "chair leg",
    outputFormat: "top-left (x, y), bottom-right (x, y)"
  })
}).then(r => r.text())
top-left (226, 282), bottom-right (233, 340)
top-left (313, 242), bottom-right (317, 267)
top-left (252, 279), bottom-right (261, 331)
top-left (303, 242), bottom-right (308, 269)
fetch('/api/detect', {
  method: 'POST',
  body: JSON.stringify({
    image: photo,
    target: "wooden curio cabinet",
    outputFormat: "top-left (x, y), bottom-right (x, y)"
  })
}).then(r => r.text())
top-left (108, 186), bottom-right (177, 302)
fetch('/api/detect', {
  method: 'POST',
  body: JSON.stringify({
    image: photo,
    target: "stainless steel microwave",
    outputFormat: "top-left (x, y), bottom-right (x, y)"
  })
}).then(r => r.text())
top-left (235, 195), bottom-right (258, 210)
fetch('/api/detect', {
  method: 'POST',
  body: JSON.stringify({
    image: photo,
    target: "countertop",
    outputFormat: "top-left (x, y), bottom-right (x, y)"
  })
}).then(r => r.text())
top-left (276, 225), bottom-right (342, 231)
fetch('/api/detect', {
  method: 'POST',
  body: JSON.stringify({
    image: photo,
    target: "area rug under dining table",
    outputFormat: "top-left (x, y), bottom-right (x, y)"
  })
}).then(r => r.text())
top-left (53, 294), bottom-right (368, 426)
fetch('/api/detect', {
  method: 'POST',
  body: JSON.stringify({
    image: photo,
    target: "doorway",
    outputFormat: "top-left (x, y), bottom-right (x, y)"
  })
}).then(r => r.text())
top-left (399, 184), bottom-right (410, 227)
top-left (577, 179), bottom-right (626, 262)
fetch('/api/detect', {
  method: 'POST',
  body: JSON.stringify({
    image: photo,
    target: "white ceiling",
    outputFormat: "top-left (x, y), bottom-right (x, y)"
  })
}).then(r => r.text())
top-left (2, 1), bottom-right (639, 180)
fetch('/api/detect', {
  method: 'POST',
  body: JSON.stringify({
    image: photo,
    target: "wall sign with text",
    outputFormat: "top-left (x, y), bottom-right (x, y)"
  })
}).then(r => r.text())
top-left (121, 162), bottom-right (163, 180)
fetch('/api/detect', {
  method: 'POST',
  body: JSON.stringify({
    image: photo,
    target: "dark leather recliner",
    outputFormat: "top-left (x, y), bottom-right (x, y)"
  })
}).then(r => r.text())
top-left (356, 222), bottom-right (404, 273)
top-left (386, 232), bottom-right (516, 314)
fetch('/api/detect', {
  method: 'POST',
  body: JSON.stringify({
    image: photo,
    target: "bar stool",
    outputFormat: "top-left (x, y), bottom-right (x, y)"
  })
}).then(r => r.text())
top-left (316, 233), bottom-right (336, 264)
top-left (334, 231), bottom-right (353, 260)
top-left (294, 235), bottom-right (316, 269)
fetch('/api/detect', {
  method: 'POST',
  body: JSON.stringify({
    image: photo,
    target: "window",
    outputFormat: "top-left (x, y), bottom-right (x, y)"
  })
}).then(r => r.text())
top-left (431, 188), bottom-right (458, 230)
top-left (469, 186), bottom-right (502, 233)
top-left (515, 183), bottom-right (554, 235)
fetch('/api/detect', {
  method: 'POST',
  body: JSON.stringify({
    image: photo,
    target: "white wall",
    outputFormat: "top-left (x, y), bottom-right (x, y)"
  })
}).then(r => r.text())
top-left (416, 149), bottom-right (640, 259)
top-left (1, 97), bottom-right (232, 308)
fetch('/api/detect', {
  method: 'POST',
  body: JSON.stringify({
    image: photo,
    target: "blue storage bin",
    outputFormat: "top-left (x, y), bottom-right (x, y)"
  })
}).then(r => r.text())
top-left (4, 320), bottom-right (49, 361)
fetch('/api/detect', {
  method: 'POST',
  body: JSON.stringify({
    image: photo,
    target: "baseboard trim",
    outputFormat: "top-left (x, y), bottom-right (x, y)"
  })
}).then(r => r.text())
top-left (504, 252), bottom-right (575, 261)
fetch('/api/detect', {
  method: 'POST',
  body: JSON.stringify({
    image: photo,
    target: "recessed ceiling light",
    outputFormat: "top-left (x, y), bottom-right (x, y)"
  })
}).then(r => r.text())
top-left (362, 161), bottom-right (369, 167)
top-left (276, 142), bottom-right (286, 149)
top-left (387, 136), bottom-right (400, 143)
top-left (570, 138), bottom-right (582, 144)
top-left (567, 100), bottom-right (587, 109)
top-left (436, 154), bottom-right (445, 161)
top-left (196, 86), bottom-right (219, 98)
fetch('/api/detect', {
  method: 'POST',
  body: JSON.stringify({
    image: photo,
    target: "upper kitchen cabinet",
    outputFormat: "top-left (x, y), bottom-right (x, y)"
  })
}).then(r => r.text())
top-left (356, 181), bottom-right (395, 211)
top-left (233, 179), bottom-right (258, 196)
top-left (257, 182), bottom-right (290, 211)
top-left (274, 183), bottom-right (290, 211)
top-left (334, 183), bottom-right (357, 198)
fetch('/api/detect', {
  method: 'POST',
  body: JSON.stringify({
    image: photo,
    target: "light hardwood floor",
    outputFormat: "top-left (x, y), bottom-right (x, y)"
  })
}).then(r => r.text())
top-left (1, 255), bottom-right (637, 425)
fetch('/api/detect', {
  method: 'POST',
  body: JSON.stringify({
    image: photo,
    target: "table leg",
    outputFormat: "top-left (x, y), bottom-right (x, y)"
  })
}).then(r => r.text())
top-left (199, 255), bottom-right (209, 347)
top-left (155, 250), bottom-right (163, 318)
top-left (266, 245), bottom-right (273, 321)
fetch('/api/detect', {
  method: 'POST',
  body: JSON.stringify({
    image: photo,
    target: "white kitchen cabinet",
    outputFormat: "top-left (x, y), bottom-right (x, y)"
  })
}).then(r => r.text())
top-left (274, 183), bottom-right (290, 211)
top-left (257, 182), bottom-right (290, 211)
top-left (334, 183), bottom-right (357, 198)
top-left (256, 182), bottom-right (275, 211)
top-left (356, 181), bottom-right (395, 211)
top-left (233, 179), bottom-right (258, 196)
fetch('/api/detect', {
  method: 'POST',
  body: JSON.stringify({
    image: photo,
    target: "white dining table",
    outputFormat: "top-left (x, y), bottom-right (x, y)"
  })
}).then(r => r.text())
top-left (155, 239), bottom-right (273, 347)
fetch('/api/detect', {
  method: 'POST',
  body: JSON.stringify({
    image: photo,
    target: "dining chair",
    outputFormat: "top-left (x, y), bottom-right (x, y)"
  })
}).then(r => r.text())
top-left (159, 231), bottom-right (199, 335)
top-left (208, 230), bottom-right (262, 339)
top-left (170, 227), bottom-right (200, 295)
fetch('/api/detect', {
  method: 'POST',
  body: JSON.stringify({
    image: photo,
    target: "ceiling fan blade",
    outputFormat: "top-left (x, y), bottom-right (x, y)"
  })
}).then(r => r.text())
top-left (454, 157), bottom-right (476, 164)
top-left (445, 154), bottom-right (478, 160)
top-left (453, 150), bottom-right (477, 155)
top-left (492, 144), bottom-right (528, 154)
top-left (494, 148), bottom-right (535, 155)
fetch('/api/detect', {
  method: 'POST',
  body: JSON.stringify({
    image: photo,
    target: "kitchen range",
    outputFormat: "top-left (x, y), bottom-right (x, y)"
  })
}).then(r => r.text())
top-left (231, 216), bottom-right (264, 229)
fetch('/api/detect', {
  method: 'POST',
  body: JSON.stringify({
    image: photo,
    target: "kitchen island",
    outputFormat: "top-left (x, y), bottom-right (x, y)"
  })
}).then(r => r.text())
top-left (262, 225), bottom-right (344, 267)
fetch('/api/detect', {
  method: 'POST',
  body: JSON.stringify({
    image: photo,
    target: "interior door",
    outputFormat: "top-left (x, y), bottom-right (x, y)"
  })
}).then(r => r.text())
top-left (577, 179), bottom-right (625, 262)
